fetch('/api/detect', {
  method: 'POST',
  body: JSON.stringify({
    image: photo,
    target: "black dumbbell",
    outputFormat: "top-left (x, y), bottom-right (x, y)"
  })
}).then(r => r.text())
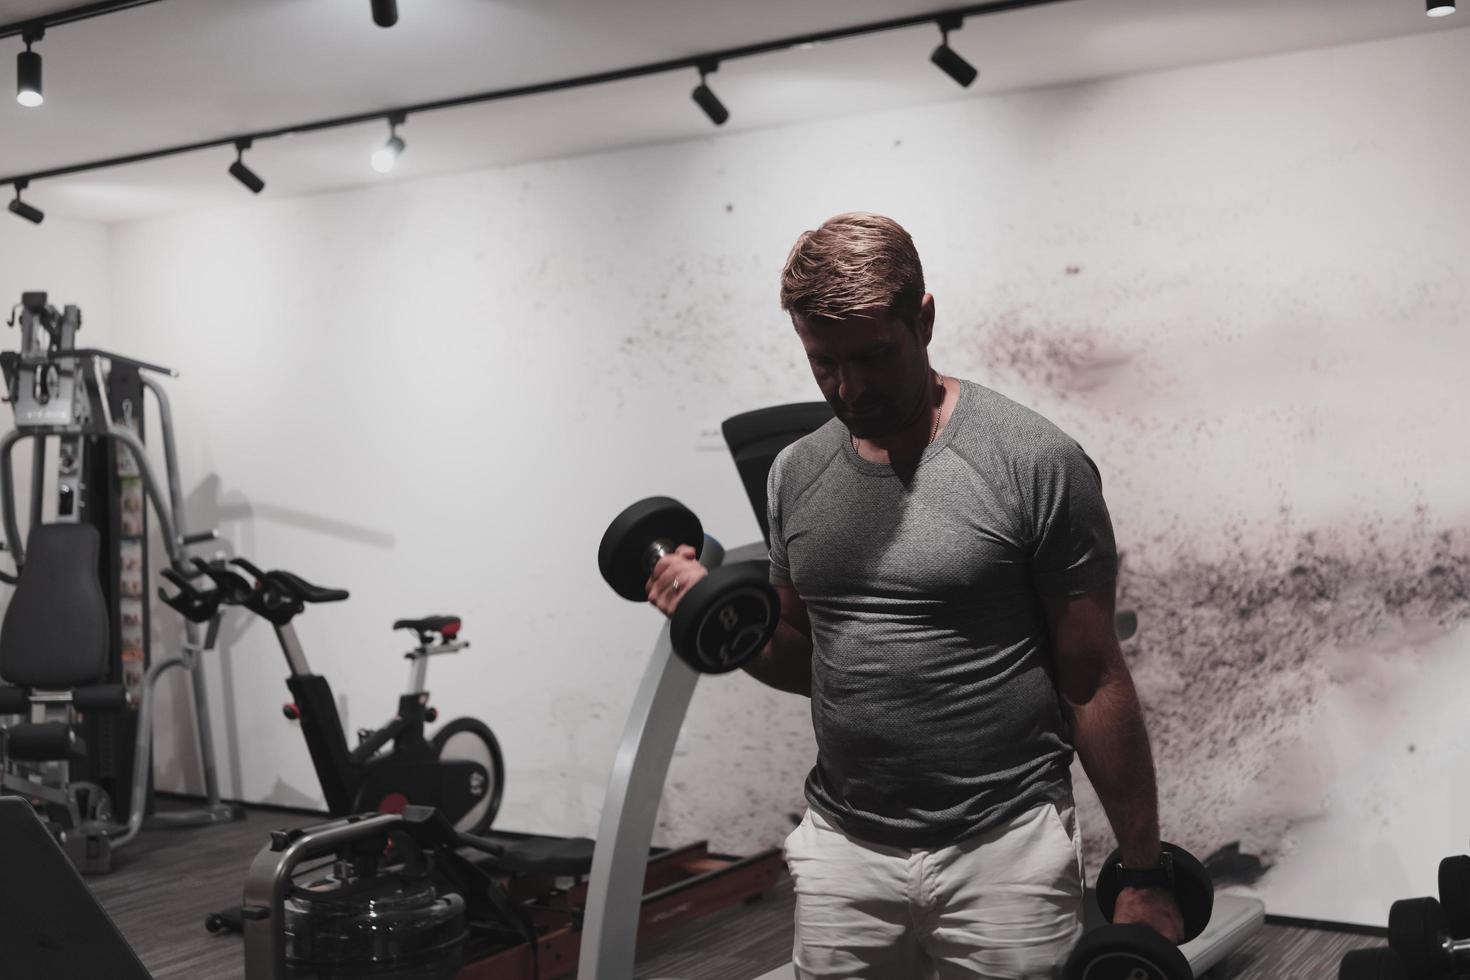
top-left (599, 497), bottom-right (779, 674)
top-left (1389, 895), bottom-right (1470, 977)
top-left (1064, 842), bottom-right (1213, 980)
top-left (1440, 855), bottom-right (1470, 939)
top-left (1339, 947), bottom-right (1409, 980)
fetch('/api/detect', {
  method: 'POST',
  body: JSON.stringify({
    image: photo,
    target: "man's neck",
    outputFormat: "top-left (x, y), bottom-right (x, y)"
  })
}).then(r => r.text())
top-left (853, 375), bottom-right (952, 463)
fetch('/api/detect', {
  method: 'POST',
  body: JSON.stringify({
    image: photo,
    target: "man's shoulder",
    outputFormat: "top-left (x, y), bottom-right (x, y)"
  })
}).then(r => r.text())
top-left (956, 380), bottom-right (1080, 457)
top-left (770, 417), bottom-right (846, 493)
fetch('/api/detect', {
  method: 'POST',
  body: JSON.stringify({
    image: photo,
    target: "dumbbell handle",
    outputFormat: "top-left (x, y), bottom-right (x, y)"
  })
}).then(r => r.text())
top-left (642, 538), bottom-right (679, 575)
top-left (1435, 935), bottom-right (1470, 959)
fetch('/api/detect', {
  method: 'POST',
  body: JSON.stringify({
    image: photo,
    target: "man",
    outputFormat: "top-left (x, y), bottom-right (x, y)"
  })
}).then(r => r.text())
top-left (646, 213), bottom-right (1181, 978)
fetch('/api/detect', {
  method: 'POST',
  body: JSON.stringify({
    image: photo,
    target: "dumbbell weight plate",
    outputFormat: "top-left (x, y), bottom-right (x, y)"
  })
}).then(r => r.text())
top-left (1387, 896), bottom-right (1445, 971)
top-left (1440, 855), bottom-right (1470, 939)
top-left (1096, 842), bottom-right (1214, 944)
top-left (1064, 923), bottom-right (1192, 980)
top-left (669, 562), bottom-right (779, 674)
top-left (1338, 947), bottom-right (1409, 980)
top-left (599, 497), bottom-right (704, 601)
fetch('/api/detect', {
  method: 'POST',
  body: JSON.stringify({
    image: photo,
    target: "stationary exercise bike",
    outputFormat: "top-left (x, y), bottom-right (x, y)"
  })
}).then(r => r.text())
top-left (159, 557), bottom-right (504, 837)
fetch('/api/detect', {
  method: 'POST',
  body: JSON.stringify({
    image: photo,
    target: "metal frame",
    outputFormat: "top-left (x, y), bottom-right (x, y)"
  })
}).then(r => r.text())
top-left (0, 297), bottom-right (238, 855)
top-left (576, 537), bottom-right (767, 980)
top-left (240, 812), bottom-right (404, 978)
top-left (407, 638), bottom-right (469, 695)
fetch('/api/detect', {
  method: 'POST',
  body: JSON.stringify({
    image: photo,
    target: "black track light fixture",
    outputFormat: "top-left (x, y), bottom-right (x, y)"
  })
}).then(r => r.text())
top-left (691, 60), bottom-right (729, 126)
top-left (9, 181), bottom-right (43, 224)
top-left (371, 0), bottom-right (398, 28)
top-left (1427, 0), bottom-right (1456, 15)
top-left (372, 113), bottom-right (407, 173)
top-left (229, 139), bottom-right (265, 194)
top-left (16, 25), bottom-right (44, 108)
top-left (930, 14), bottom-right (978, 88)
top-left (0, 0), bottom-right (1079, 203)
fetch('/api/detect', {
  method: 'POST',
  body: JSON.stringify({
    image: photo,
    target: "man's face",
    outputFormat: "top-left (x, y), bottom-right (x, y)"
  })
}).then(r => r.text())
top-left (794, 301), bottom-right (934, 440)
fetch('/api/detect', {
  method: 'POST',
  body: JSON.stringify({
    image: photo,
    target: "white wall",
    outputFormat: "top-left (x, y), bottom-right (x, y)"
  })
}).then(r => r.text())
top-left (108, 25), bottom-right (1469, 925)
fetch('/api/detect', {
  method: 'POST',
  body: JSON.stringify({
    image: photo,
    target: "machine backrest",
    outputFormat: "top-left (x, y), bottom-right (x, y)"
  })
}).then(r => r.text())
top-left (721, 402), bottom-right (834, 547)
top-left (0, 797), bottom-right (153, 978)
top-left (0, 523), bottom-right (110, 688)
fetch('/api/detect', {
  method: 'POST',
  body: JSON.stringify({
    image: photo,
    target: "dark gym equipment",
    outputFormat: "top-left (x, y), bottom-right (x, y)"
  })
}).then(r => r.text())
top-left (1064, 842), bottom-right (1214, 980)
top-left (1339, 947), bottom-right (1410, 980)
top-left (158, 556), bottom-right (505, 936)
top-left (0, 797), bottom-right (151, 979)
top-left (1388, 894), bottom-right (1470, 978)
top-left (720, 402), bottom-right (835, 547)
top-left (1335, 850), bottom-right (1470, 979)
top-left (599, 496), bottom-right (779, 674)
top-left (161, 558), bottom-right (505, 838)
top-left (239, 802), bottom-right (782, 980)
top-left (1441, 855), bottom-right (1470, 938)
top-left (0, 292), bottom-right (240, 872)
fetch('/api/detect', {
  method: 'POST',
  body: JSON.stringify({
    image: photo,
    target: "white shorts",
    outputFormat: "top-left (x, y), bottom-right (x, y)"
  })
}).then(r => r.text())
top-left (782, 799), bottom-right (1086, 980)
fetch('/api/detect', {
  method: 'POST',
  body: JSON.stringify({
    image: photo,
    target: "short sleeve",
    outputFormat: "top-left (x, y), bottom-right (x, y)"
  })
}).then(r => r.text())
top-left (1026, 439), bottom-right (1118, 598)
top-left (766, 450), bottom-right (792, 586)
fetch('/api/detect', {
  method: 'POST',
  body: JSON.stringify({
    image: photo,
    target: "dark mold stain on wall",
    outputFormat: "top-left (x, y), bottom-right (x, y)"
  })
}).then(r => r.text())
top-left (1082, 512), bottom-right (1470, 879)
top-left (958, 309), bottom-right (1141, 404)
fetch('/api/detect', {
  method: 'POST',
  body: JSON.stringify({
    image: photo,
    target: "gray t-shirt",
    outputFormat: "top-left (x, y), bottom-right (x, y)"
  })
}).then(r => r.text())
top-left (767, 379), bottom-right (1118, 849)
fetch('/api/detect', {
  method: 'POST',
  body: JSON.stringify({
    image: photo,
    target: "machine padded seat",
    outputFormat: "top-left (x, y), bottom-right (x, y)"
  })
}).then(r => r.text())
top-left (393, 616), bottom-right (461, 638)
top-left (489, 835), bottom-right (596, 877)
top-left (0, 524), bottom-right (110, 689)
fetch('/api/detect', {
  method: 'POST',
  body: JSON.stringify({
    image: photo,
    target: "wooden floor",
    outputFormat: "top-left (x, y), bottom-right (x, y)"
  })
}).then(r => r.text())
top-left (88, 803), bottom-right (1383, 980)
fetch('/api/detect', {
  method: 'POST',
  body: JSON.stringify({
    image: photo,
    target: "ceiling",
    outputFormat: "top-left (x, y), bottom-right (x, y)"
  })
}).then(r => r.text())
top-left (0, 0), bottom-right (1462, 224)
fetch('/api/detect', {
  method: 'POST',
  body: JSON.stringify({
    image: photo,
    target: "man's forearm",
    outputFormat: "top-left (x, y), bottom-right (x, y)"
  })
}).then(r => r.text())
top-left (741, 620), bottom-right (812, 697)
top-left (1069, 673), bottom-right (1162, 867)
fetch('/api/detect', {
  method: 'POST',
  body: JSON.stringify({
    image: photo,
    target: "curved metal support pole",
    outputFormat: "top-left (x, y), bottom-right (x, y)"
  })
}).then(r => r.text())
top-left (0, 429), bottom-right (30, 565)
top-left (578, 536), bottom-right (759, 980)
top-left (109, 653), bottom-right (195, 846)
top-left (108, 615), bottom-right (233, 846)
top-left (140, 375), bottom-right (187, 535)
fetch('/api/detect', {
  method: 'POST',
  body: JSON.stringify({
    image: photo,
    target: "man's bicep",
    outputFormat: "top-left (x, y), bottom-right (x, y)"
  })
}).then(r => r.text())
top-left (1041, 583), bottom-right (1125, 707)
top-left (776, 579), bottom-right (811, 636)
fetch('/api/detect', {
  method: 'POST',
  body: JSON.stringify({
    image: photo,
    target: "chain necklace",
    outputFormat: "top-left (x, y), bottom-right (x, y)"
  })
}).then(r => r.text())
top-left (928, 372), bottom-right (946, 443)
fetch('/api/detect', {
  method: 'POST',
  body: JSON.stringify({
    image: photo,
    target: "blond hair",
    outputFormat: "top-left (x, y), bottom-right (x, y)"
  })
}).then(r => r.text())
top-left (779, 213), bottom-right (925, 326)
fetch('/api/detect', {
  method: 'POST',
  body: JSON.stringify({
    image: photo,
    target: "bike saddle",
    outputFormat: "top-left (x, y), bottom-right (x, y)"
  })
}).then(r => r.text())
top-left (393, 616), bottom-right (461, 639)
top-left (464, 834), bottom-right (596, 877)
top-left (231, 557), bottom-right (348, 604)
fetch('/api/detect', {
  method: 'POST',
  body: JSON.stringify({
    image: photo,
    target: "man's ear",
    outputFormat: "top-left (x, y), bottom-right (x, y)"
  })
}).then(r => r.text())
top-left (916, 293), bottom-right (936, 344)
